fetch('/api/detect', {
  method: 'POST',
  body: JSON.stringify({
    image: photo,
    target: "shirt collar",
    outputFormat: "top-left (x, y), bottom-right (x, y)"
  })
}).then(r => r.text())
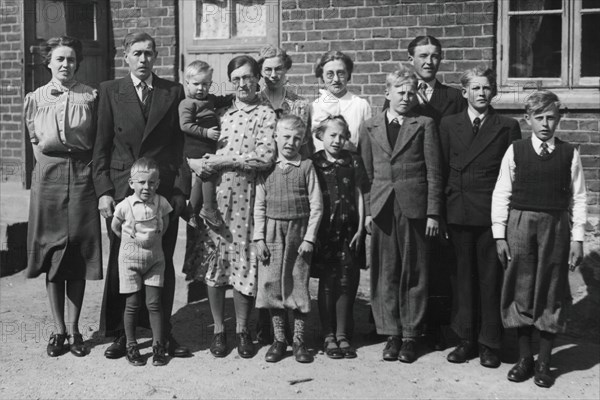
top-left (131, 193), bottom-right (156, 205)
top-left (49, 79), bottom-right (77, 92)
top-left (277, 154), bottom-right (302, 167)
top-left (386, 111), bottom-right (404, 124)
top-left (228, 97), bottom-right (260, 114)
top-left (467, 107), bottom-right (488, 124)
top-left (131, 73), bottom-right (153, 89)
top-left (418, 78), bottom-right (437, 91)
top-left (531, 134), bottom-right (555, 150)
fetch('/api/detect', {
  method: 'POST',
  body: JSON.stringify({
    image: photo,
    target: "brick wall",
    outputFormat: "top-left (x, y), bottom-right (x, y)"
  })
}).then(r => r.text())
top-left (281, 0), bottom-right (495, 111)
top-left (109, 0), bottom-right (178, 80)
top-left (0, 0), bottom-right (24, 182)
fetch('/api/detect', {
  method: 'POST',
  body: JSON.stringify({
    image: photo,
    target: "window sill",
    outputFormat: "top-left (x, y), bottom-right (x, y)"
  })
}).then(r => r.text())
top-left (492, 87), bottom-right (600, 110)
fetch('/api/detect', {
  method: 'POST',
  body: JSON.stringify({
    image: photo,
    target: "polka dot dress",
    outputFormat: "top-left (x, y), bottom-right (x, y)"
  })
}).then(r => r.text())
top-left (183, 101), bottom-right (276, 296)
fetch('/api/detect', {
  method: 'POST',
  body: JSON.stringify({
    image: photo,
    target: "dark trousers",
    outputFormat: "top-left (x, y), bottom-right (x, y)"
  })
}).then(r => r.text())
top-left (100, 215), bottom-right (179, 338)
top-left (448, 224), bottom-right (502, 348)
top-left (370, 195), bottom-right (429, 338)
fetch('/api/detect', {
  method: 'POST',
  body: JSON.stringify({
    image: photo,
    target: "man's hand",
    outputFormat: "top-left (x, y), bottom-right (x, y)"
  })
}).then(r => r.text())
top-left (496, 239), bottom-right (511, 269)
top-left (425, 217), bottom-right (439, 237)
top-left (569, 241), bottom-right (583, 271)
top-left (98, 195), bottom-right (116, 219)
top-left (169, 194), bottom-right (186, 219)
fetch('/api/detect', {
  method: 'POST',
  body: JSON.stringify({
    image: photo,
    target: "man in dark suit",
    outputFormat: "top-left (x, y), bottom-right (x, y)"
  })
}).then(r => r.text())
top-left (360, 67), bottom-right (442, 363)
top-left (439, 67), bottom-right (521, 368)
top-left (93, 32), bottom-right (190, 359)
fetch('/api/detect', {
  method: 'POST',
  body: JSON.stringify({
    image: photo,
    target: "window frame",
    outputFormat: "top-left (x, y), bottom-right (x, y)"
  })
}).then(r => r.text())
top-left (496, 0), bottom-right (600, 109)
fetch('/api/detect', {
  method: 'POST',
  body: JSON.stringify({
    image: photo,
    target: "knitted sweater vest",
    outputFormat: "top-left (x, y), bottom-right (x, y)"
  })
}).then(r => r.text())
top-left (264, 160), bottom-right (312, 220)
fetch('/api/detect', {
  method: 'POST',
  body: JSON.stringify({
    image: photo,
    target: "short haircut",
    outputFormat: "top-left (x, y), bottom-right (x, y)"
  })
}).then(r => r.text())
top-left (122, 32), bottom-right (156, 53)
top-left (460, 66), bottom-right (498, 98)
top-left (525, 90), bottom-right (561, 115)
top-left (130, 157), bottom-right (160, 178)
top-left (184, 60), bottom-right (213, 80)
top-left (314, 51), bottom-right (354, 81)
top-left (386, 65), bottom-right (418, 88)
top-left (227, 55), bottom-right (260, 80)
top-left (314, 115), bottom-right (351, 141)
top-left (257, 45), bottom-right (293, 72)
top-left (43, 36), bottom-right (84, 72)
top-left (276, 114), bottom-right (306, 136)
top-left (407, 35), bottom-right (442, 57)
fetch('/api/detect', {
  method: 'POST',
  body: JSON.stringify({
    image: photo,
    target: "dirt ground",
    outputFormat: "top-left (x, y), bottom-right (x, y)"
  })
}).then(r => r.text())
top-left (1, 221), bottom-right (599, 400)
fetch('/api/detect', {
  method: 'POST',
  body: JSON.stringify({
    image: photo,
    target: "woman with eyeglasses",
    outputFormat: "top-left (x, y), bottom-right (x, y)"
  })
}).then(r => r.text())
top-left (310, 51), bottom-right (372, 153)
top-left (184, 55), bottom-right (276, 360)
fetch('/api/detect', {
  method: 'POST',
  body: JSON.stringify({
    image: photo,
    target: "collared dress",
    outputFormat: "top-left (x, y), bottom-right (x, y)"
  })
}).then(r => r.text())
top-left (183, 99), bottom-right (276, 296)
top-left (259, 87), bottom-right (309, 124)
top-left (24, 80), bottom-right (102, 281)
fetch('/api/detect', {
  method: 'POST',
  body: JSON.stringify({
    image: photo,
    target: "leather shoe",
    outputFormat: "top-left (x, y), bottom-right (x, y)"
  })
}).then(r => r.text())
top-left (293, 341), bottom-right (313, 363)
top-left (507, 356), bottom-right (534, 382)
top-left (126, 343), bottom-right (146, 366)
top-left (69, 333), bottom-right (87, 357)
top-left (398, 339), bottom-right (418, 363)
top-left (210, 332), bottom-right (227, 358)
top-left (236, 331), bottom-right (254, 358)
top-left (534, 361), bottom-right (554, 388)
top-left (167, 334), bottom-right (191, 358)
top-left (338, 338), bottom-right (357, 359)
top-left (104, 334), bottom-right (126, 359)
top-left (479, 344), bottom-right (501, 368)
top-left (324, 338), bottom-right (344, 359)
top-left (382, 336), bottom-right (402, 361)
top-left (265, 340), bottom-right (287, 363)
top-left (447, 340), bottom-right (476, 363)
top-left (47, 333), bottom-right (68, 357)
top-left (152, 342), bottom-right (168, 366)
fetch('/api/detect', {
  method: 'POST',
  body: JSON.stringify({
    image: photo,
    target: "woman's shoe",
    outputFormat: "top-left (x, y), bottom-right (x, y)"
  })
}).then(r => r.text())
top-left (338, 338), bottom-right (357, 359)
top-left (47, 333), bottom-right (68, 357)
top-left (323, 337), bottom-right (344, 360)
top-left (236, 331), bottom-right (255, 358)
top-left (210, 332), bottom-right (227, 358)
top-left (69, 333), bottom-right (86, 357)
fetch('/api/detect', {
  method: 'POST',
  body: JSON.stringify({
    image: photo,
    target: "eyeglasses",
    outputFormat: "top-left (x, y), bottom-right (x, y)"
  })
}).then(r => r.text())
top-left (324, 71), bottom-right (348, 80)
top-left (262, 66), bottom-right (285, 76)
top-left (231, 75), bottom-right (257, 85)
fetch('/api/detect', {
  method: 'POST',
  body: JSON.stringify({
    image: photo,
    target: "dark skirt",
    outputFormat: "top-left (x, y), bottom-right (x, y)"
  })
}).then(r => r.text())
top-left (25, 150), bottom-right (102, 281)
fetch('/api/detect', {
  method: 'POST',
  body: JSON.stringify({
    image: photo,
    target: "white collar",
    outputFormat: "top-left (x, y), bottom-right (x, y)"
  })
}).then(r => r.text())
top-left (277, 154), bottom-right (302, 167)
top-left (467, 107), bottom-right (488, 124)
top-left (131, 73), bottom-right (153, 89)
top-left (386, 111), bottom-right (404, 124)
top-left (418, 79), bottom-right (437, 90)
top-left (131, 193), bottom-right (156, 205)
top-left (531, 134), bottom-right (555, 149)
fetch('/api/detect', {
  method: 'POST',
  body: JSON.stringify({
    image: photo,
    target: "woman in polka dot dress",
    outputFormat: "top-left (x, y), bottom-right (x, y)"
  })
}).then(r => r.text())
top-left (185, 55), bottom-right (276, 359)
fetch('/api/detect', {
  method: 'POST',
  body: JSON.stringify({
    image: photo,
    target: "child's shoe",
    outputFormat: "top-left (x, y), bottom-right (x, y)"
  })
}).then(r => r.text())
top-left (152, 342), bottom-right (168, 366)
top-left (126, 343), bottom-right (146, 366)
top-left (293, 341), bottom-right (313, 363)
top-left (46, 333), bottom-right (68, 357)
top-left (199, 207), bottom-right (224, 228)
top-left (533, 361), bottom-right (554, 388)
top-left (210, 332), bottom-right (227, 358)
top-left (323, 336), bottom-right (343, 359)
top-left (265, 340), bottom-right (287, 363)
top-left (69, 333), bottom-right (87, 357)
top-left (338, 338), bottom-right (357, 359)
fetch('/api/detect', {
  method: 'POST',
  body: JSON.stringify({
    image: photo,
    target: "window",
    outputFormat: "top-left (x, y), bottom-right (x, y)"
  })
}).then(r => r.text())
top-left (195, 0), bottom-right (267, 40)
top-left (497, 0), bottom-right (600, 107)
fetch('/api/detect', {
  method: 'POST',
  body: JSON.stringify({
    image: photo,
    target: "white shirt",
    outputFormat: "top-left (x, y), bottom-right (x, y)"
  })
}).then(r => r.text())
top-left (467, 107), bottom-right (487, 126)
top-left (385, 111), bottom-right (404, 126)
top-left (491, 135), bottom-right (587, 241)
top-left (311, 89), bottom-right (372, 152)
top-left (130, 73), bottom-right (154, 102)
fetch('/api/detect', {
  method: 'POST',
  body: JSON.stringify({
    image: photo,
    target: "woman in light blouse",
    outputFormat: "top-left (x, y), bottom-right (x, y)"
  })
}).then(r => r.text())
top-left (24, 36), bottom-right (102, 358)
top-left (184, 55), bottom-right (276, 359)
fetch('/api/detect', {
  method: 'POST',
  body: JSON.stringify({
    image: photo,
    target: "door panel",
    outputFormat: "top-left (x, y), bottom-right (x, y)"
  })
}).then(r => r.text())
top-left (180, 0), bottom-right (279, 96)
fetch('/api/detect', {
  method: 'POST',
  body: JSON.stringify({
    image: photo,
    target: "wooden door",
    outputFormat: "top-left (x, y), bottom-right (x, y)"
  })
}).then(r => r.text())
top-left (23, 0), bottom-right (109, 187)
top-left (179, 0), bottom-right (279, 96)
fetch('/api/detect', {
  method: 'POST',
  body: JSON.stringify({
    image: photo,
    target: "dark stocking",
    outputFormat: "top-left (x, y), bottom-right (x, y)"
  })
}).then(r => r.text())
top-left (233, 289), bottom-right (253, 333)
top-left (207, 286), bottom-right (226, 334)
top-left (145, 285), bottom-right (164, 345)
top-left (517, 326), bottom-right (534, 358)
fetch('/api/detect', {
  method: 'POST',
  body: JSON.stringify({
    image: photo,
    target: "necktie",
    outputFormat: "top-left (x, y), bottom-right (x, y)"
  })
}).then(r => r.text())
top-left (473, 117), bottom-right (481, 136)
top-left (540, 142), bottom-right (550, 156)
top-left (417, 82), bottom-right (428, 104)
top-left (139, 81), bottom-right (149, 105)
top-left (388, 117), bottom-right (401, 148)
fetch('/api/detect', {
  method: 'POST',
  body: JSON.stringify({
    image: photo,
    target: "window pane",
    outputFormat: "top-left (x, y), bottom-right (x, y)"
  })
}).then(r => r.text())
top-left (509, 14), bottom-right (562, 77)
top-left (582, 0), bottom-right (599, 9)
top-left (36, 0), bottom-right (66, 39)
top-left (510, 0), bottom-right (561, 12)
top-left (196, 0), bottom-right (230, 39)
top-left (66, 1), bottom-right (96, 41)
top-left (581, 13), bottom-right (600, 76)
top-left (234, 0), bottom-right (266, 37)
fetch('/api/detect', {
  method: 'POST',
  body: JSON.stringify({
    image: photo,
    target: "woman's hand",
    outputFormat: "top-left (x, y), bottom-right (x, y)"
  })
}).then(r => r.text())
top-left (255, 239), bottom-right (270, 262)
top-left (298, 240), bottom-right (314, 257)
top-left (364, 216), bottom-right (373, 235)
top-left (188, 157), bottom-right (217, 179)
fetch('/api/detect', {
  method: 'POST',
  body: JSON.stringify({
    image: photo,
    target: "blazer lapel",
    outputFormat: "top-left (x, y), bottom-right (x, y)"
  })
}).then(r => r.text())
top-left (143, 75), bottom-right (174, 142)
top-left (453, 110), bottom-right (472, 149)
top-left (370, 112), bottom-right (393, 156)
top-left (118, 75), bottom-right (145, 139)
top-left (460, 108), bottom-right (503, 168)
top-left (391, 115), bottom-right (419, 159)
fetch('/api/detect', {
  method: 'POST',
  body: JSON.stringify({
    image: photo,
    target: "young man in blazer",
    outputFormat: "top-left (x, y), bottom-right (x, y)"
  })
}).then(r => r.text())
top-left (93, 32), bottom-right (190, 359)
top-left (360, 67), bottom-right (442, 363)
top-left (439, 67), bottom-right (521, 368)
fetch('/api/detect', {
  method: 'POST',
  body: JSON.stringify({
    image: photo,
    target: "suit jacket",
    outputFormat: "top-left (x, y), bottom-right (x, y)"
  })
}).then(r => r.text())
top-left (439, 107), bottom-right (522, 226)
top-left (416, 81), bottom-right (467, 126)
top-left (360, 111), bottom-right (442, 220)
top-left (93, 74), bottom-right (186, 201)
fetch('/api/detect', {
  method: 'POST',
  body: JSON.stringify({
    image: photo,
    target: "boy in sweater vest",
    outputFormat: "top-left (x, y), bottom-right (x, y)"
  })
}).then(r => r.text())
top-left (253, 115), bottom-right (323, 363)
top-left (492, 90), bottom-right (586, 388)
